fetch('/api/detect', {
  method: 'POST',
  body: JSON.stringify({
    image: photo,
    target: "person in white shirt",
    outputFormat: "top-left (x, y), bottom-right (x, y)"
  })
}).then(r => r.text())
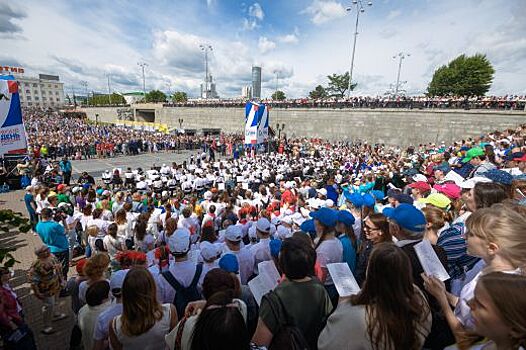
top-left (78, 280), bottom-right (112, 350)
top-left (250, 218), bottom-right (273, 275)
top-left (222, 225), bottom-right (254, 285)
top-left (197, 241), bottom-right (221, 285)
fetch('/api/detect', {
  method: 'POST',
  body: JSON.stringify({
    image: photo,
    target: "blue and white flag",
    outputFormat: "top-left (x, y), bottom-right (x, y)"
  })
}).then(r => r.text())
top-left (244, 102), bottom-right (269, 145)
top-left (256, 103), bottom-right (269, 144)
top-left (0, 76), bottom-right (27, 156)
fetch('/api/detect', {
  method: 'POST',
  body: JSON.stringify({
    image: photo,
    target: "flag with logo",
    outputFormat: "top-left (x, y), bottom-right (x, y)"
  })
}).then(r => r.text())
top-left (256, 103), bottom-right (269, 144)
top-left (0, 76), bottom-right (27, 156)
top-left (245, 101), bottom-right (269, 145)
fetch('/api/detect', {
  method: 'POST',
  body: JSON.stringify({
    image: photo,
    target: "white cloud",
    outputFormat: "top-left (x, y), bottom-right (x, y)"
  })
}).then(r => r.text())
top-left (386, 9), bottom-right (401, 20)
top-left (242, 18), bottom-right (258, 31)
top-left (277, 34), bottom-right (299, 44)
top-left (303, 0), bottom-right (346, 25)
top-left (258, 36), bottom-right (276, 53)
top-left (248, 3), bottom-right (264, 21)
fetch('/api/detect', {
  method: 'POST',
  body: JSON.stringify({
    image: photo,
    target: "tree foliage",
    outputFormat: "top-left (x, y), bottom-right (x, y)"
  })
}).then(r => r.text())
top-left (88, 93), bottom-right (126, 105)
top-left (326, 72), bottom-right (357, 98)
top-left (272, 90), bottom-right (286, 101)
top-left (144, 90), bottom-right (167, 103)
top-left (427, 54), bottom-right (494, 96)
top-left (171, 91), bottom-right (188, 103)
top-left (0, 209), bottom-right (31, 269)
top-left (309, 85), bottom-right (328, 100)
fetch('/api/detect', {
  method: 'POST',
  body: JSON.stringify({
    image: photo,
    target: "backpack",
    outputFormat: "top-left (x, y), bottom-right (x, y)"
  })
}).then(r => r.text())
top-left (264, 290), bottom-right (311, 350)
top-left (162, 263), bottom-right (203, 318)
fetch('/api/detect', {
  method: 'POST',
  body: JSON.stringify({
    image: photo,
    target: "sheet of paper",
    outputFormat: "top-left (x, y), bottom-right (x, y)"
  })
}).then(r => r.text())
top-left (327, 263), bottom-right (361, 297)
top-left (258, 260), bottom-right (281, 286)
top-left (414, 239), bottom-right (450, 282)
top-left (237, 176), bottom-right (244, 182)
top-left (242, 182), bottom-right (249, 190)
top-left (217, 183), bottom-right (225, 191)
top-left (248, 274), bottom-right (274, 306)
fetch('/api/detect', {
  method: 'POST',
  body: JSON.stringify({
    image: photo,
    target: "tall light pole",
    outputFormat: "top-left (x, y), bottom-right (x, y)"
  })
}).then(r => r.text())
top-left (199, 44), bottom-right (213, 99)
top-left (346, 0), bottom-right (372, 99)
top-left (273, 70), bottom-right (280, 99)
top-left (393, 52), bottom-right (410, 97)
top-left (107, 74), bottom-right (112, 105)
top-left (137, 61), bottom-right (148, 98)
top-left (80, 81), bottom-right (88, 106)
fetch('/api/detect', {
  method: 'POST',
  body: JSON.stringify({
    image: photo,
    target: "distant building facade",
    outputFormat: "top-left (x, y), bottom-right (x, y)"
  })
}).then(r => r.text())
top-left (241, 85), bottom-right (253, 99)
top-left (252, 66), bottom-right (262, 99)
top-left (16, 74), bottom-right (65, 108)
top-left (122, 92), bottom-right (145, 104)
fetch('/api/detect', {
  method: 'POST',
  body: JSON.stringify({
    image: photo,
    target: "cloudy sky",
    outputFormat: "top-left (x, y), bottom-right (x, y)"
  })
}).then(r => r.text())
top-left (1, 0), bottom-right (525, 98)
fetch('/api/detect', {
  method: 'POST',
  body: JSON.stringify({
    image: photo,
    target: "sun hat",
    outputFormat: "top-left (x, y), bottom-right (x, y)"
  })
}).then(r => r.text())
top-left (310, 207), bottom-right (338, 227)
top-left (256, 218), bottom-right (271, 233)
top-left (200, 241), bottom-right (221, 261)
top-left (336, 210), bottom-right (355, 227)
top-left (300, 219), bottom-right (316, 234)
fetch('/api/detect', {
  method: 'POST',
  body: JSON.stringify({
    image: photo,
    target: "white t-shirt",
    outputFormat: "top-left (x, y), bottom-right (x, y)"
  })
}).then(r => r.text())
top-left (316, 237), bottom-right (343, 285)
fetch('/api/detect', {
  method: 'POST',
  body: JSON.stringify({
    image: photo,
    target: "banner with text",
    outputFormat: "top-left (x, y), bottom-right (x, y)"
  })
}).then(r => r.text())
top-left (244, 102), bottom-right (269, 145)
top-left (0, 76), bottom-right (27, 156)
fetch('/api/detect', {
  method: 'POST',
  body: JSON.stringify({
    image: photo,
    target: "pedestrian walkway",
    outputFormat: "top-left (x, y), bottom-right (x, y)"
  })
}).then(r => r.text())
top-left (1, 190), bottom-right (73, 350)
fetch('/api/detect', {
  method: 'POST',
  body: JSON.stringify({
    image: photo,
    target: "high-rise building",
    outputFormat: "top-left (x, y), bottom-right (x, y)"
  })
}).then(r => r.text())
top-left (15, 73), bottom-right (65, 108)
top-left (241, 85), bottom-right (252, 99)
top-left (252, 66), bottom-right (262, 99)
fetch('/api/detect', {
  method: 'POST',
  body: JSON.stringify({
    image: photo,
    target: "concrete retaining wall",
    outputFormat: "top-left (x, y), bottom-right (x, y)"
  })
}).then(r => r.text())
top-left (80, 106), bottom-right (526, 146)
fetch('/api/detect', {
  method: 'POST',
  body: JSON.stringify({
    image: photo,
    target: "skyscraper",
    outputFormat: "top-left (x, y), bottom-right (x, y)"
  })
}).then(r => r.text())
top-left (252, 66), bottom-right (262, 99)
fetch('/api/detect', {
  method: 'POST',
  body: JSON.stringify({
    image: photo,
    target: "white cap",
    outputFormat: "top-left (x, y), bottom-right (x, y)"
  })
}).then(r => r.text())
top-left (459, 176), bottom-right (492, 189)
top-left (325, 199), bottom-right (334, 208)
top-left (248, 225), bottom-right (257, 239)
top-left (271, 217), bottom-right (281, 226)
top-left (167, 228), bottom-right (191, 254)
top-left (204, 191), bottom-right (213, 200)
top-left (256, 218), bottom-right (271, 233)
top-left (317, 188), bottom-right (327, 196)
top-left (110, 269), bottom-right (129, 291)
top-left (276, 225), bottom-right (292, 240)
top-left (281, 216), bottom-right (293, 225)
top-left (200, 241), bottom-right (221, 261)
top-left (225, 225), bottom-right (243, 242)
top-left (412, 174), bottom-right (428, 183)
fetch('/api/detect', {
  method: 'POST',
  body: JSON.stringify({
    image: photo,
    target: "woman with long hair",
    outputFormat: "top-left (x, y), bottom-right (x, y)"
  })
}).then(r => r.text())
top-left (354, 213), bottom-right (391, 286)
top-left (467, 272), bottom-right (526, 350)
top-left (109, 268), bottom-right (177, 350)
top-left (423, 204), bottom-right (526, 345)
top-left (319, 243), bottom-right (432, 350)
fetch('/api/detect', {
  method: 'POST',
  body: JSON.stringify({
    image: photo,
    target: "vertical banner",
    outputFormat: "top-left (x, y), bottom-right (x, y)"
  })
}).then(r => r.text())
top-left (0, 76), bottom-right (27, 156)
top-left (256, 103), bottom-right (269, 144)
top-left (244, 102), bottom-right (259, 145)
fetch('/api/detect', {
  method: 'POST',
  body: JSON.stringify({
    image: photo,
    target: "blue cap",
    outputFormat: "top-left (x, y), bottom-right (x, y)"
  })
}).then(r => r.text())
top-left (383, 203), bottom-right (426, 232)
top-left (394, 193), bottom-right (414, 205)
top-left (403, 168), bottom-right (419, 176)
top-left (300, 219), bottom-right (316, 234)
top-left (482, 169), bottom-right (513, 185)
top-left (310, 207), bottom-right (338, 227)
top-left (433, 164), bottom-right (450, 174)
top-left (336, 210), bottom-right (355, 227)
top-left (362, 193), bottom-right (375, 208)
top-left (371, 190), bottom-right (385, 201)
top-left (344, 191), bottom-right (364, 208)
top-left (219, 254), bottom-right (239, 273)
top-left (460, 146), bottom-right (469, 151)
top-left (269, 239), bottom-right (282, 258)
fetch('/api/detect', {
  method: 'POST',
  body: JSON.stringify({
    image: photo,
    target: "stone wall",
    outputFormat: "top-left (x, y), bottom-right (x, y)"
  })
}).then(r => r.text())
top-left (80, 106), bottom-right (526, 146)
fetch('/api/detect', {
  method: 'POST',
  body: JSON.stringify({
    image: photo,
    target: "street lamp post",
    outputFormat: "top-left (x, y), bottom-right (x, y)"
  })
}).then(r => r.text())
top-left (393, 52), bottom-right (410, 97)
top-left (276, 123), bottom-right (285, 140)
top-left (80, 81), bottom-right (88, 106)
top-left (346, 0), bottom-right (373, 99)
top-left (137, 62), bottom-right (148, 98)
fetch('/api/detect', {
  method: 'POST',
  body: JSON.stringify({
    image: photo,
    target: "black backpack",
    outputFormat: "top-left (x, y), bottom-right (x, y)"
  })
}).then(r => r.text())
top-left (162, 263), bottom-right (203, 318)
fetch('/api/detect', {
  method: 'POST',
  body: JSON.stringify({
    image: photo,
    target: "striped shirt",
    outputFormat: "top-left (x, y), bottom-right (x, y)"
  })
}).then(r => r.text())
top-left (437, 223), bottom-right (480, 279)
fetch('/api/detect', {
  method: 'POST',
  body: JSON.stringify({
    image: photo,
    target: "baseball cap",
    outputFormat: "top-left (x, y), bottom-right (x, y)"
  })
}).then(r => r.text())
top-left (317, 188), bottom-right (328, 197)
top-left (386, 188), bottom-right (402, 198)
top-left (225, 225), bottom-right (243, 242)
top-left (110, 269), bottom-right (129, 292)
top-left (269, 239), bottom-right (282, 258)
top-left (57, 184), bottom-right (66, 192)
top-left (371, 190), bottom-right (385, 201)
top-left (462, 147), bottom-right (485, 163)
top-left (310, 207), bottom-right (338, 227)
top-left (167, 228), bottom-right (191, 254)
top-left (481, 169), bottom-right (514, 186)
top-left (383, 203), bottom-right (426, 232)
top-left (362, 193), bottom-right (375, 208)
top-left (203, 191), bottom-right (213, 200)
top-left (394, 193), bottom-right (414, 205)
top-left (300, 219), bottom-right (316, 234)
top-left (200, 241), bottom-right (221, 261)
top-left (344, 191), bottom-right (364, 208)
top-left (513, 153), bottom-right (526, 162)
top-left (256, 218), bottom-right (271, 233)
top-left (420, 193), bottom-right (451, 209)
top-left (336, 210), bottom-right (355, 227)
top-left (433, 183), bottom-right (461, 200)
top-left (409, 181), bottom-right (432, 192)
top-left (219, 254), bottom-right (239, 273)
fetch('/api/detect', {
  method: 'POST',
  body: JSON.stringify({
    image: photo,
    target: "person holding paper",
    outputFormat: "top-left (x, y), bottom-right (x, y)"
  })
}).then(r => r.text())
top-left (319, 243), bottom-right (432, 350)
top-left (422, 205), bottom-right (526, 347)
top-left (310, 208), bottom-right (343, 307)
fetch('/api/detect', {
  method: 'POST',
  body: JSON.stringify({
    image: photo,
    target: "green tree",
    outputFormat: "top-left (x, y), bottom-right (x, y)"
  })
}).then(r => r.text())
top-left (427, 53), bottom-right (494, 96)
top-left (309, 85), bottom-right (328, 100)
top-left (171, 91), bottom-right (188, 103)
top-left (87, 93), bottom-right (125, 106)
top-left (144, 90), bottom-right (167, 103)
top-left (326, 72), bottom-right (357, 98)
top-left (272, 90), bottom-right (286, 101)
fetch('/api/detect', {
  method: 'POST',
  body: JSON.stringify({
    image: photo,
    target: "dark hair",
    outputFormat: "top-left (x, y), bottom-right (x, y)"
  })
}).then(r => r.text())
top-left (351, 243), bottom-right (428, 350)
top-left (108, 223), bottom-right (118, 238)
top-left (473, 182), bottom-right (509, 209)
top-left (202, 269), bottom-right (240, 300)
top-left (278, 236), bottom-right (316, 280)
top-left (190, 290), bottom-right (249, 350)
top-left (85, 280), bottom-right (110, 307)
top-left (41, 208), bottom-right (53, 219)
top-left (135, 221), bottom-right (147, 241)
top-left (92, 208), bottom-right (103, 219)
top-left (200, 225), bottom-right (217, 243)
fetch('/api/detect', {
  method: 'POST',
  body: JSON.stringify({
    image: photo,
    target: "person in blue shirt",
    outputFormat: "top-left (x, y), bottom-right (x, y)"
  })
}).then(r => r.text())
top-left (36, 208), bottom-right (69, 280)
top-left (59, 157), bottom-right (72, 185)
top-left (24, 186), bottom-right (38, 233)
top-left (335, 210), bottom-right (359, 274)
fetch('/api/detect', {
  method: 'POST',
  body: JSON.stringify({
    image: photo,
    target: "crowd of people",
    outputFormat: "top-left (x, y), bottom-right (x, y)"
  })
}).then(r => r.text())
top-left (1, 118), bottom-right (526, 350)
top-left (163, 95), bottom-right (526, 111)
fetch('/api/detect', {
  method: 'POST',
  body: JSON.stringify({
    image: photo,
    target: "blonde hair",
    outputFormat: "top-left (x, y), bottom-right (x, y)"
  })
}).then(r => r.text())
top-left (422, 206), bottom-right (446, 231)
top-left (84, 253), bottom-right (110, 279)
top-left (466, 204), bottom-right (526, 269)
top-left (86, 225), bottom-right (99, 237)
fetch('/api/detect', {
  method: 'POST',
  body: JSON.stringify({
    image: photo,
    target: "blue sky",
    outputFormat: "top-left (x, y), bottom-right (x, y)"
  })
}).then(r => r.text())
top-left (1, 0), bottom-right (525, 98)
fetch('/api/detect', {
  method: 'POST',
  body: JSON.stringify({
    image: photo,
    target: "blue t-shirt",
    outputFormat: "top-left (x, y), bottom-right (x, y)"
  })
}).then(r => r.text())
top-left (24, 193), bottom-right (36, 215)
top-left (36, 221), bottom-right (68, 253)
top-left (338, 235), bottom-right (358, 274)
